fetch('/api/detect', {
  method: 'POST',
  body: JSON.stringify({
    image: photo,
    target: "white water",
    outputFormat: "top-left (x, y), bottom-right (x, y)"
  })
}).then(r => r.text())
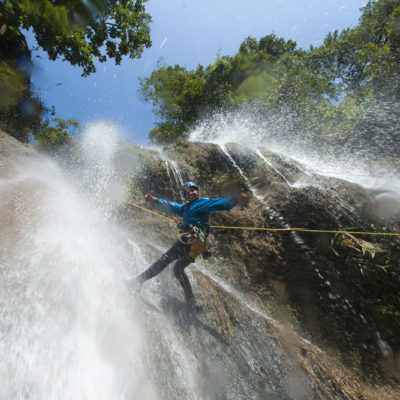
top-left (170, 161), bottom-right (184, 187)
top-left (1, 116), bottom-right (396, 397)
top-left (191, 113), bottom-right (378, 328)
top-left (255, 149), bottom-right (292, 187)
top-left (218, 144), bottom-right (311, 251)
top-left (165, 160), bottom-right (184, 201)
top-left (0, 123), bottom-right (156, 400)
top-left (189, 111), bottom-right (400, 194)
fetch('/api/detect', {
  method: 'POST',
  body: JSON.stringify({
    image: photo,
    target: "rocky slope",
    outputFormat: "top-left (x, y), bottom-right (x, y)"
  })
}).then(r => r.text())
top-left (1, 130), bottom-right (399, 398)
top-left (127, 140), bottom-right (400, 386)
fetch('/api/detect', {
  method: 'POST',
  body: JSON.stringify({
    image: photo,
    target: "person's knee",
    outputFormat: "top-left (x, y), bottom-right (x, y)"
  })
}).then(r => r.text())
top-left (173, 263), bottom-right (183, 280)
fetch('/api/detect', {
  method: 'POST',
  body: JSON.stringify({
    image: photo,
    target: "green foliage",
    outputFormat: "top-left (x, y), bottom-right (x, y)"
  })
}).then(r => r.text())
top-left (139, 64), bottom-right (206, 144)
top-left (0, 62), bottom-right (27, 110)
top-left (0, 60), bottom-right (43, 142)
top-left (232, 33), bottom-right (299, 99)
top-left (0, 19), bottom-right (44, 142)
top-left (140, 34), bottom-right (299, 143)
top-left (140, 1), bottom-right (400, 149)
top-left (148, 122), bottom-right (188, 145)
top-left (0, 0), bottom-right (152, 76)
top-left (192, 163), bottom-right (213, 183)
top-left (0, 0), bottom-right (152, 142)
top-left (34, 117), bottom-right (79, 153)
top-left (332, 232), bottom-right (388, 261)
top-left (202, 57), bottom-right (234, 108)
top-left (328, 230), bottom-right (400, 367)
top-left (315, 0), bottom-right (400, 97)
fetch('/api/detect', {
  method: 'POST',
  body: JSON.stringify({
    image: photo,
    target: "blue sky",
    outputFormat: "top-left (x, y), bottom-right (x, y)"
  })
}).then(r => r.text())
top-left (27, 0), bottom-right (367, 145)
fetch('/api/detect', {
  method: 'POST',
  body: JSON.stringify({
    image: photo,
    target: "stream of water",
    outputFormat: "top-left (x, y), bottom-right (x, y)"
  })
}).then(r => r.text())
top-left (189, 110), bottom-right (400, 195)
top-left (165, 160), bottom-right (185, 201)
top-left (2, 115), bottom-right (396, 398)
top-left (1, 121), bottom-right (337, 399)
top-left (218, 144), bottom-right (312, 253)
top-left (0, 124), bottom-right (158, 399)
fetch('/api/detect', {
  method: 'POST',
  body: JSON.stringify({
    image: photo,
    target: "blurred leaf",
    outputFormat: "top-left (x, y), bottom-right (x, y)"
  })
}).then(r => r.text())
top-left (0, 62), bottom-right (27, 111)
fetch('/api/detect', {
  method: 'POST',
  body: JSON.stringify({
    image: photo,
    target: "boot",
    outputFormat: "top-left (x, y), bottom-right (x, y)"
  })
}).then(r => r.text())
top-left (187, 297), bottom-right (203, 313)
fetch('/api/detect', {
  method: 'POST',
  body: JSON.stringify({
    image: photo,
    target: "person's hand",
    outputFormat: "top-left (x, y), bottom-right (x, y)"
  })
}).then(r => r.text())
top-left (145, 193), bottom-right (156, 202)
top-left (239, 193), bottom-right (249, 206)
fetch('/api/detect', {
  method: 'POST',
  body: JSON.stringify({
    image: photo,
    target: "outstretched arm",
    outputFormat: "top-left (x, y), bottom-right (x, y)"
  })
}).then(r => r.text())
top-left (200, 193), bottom-right (247, 213)
top-left (145, 193), bottom-right (157, 202)
top-left (144, 193), bottom-right (185, 217)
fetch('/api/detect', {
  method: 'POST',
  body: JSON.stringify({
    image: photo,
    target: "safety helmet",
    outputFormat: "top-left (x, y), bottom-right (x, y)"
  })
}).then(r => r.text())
top-left (182, 181), bottom-right (199, 196)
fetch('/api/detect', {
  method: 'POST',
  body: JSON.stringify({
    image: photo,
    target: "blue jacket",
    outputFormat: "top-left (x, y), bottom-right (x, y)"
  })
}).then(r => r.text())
top-left (155, 197), bottom-right (238, 233)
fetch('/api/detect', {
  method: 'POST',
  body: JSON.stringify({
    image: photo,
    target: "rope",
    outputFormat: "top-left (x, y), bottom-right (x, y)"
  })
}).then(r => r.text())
top-left (124, 200), bottom-right (400, 237)
top-left (124, 200), bottom-right (176, 223)
top-left (210, 225), bottom-right (400, 236)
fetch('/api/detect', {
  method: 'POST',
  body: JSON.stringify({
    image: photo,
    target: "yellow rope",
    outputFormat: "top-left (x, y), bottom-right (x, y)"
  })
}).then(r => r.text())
top-left (210, 225), bottom-right (400, 236)
top-left (125, 200), bottom-right (400, 237)
top-left (124, 200), bottom-right (176, 223)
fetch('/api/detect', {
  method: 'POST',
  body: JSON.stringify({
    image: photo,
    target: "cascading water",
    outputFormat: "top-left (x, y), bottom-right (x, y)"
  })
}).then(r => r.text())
top-left (190, 112), bottom-right (381, 339)
top-left (1, 124), bottom-right (348, 400)
top-left (255, 149), bottom-right (292, 187)
top-left (165, 161), bottom-right (177, 201)
top-left (2, 118), bottom-right (396, 398)
top-left (254, 148), bottom-right (360, 221)
top-left (218, 144), bottom-right (312, 253)
top-left (0, 123), bottom-right (156, 400)
top-left (170, 161), bottom-right (184, 188)
top-left (190, 109), bottom-right (400, 201)
top-left (165, 160), bottom-right (184, 201)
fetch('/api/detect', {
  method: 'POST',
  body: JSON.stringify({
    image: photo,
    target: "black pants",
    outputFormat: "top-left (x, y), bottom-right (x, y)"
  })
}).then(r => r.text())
top-left (137, 240), bottom-right (195, 302)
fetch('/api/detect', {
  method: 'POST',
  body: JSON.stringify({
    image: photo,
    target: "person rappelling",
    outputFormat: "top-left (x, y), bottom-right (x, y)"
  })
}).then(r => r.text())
top-left (131, 181), bottom-right (248, 310)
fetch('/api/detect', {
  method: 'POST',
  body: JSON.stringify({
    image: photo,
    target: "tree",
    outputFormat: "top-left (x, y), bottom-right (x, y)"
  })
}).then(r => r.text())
top-left (139, 34), bottom-right (301, 144)
top-left (139, 64), bottom-right (206, 144)
top-left (140, 1), bottom-right (400, 150)
top-left (314, 1), bottom-right (400, 97)
top-left (0, 0), bottom-right (151, 142)
top-left (34, 117), bottom-right (79, 153)
top-left (202, 57), bottom-right (234, 108)
top-left (0, 0), bottom-right (152, 76)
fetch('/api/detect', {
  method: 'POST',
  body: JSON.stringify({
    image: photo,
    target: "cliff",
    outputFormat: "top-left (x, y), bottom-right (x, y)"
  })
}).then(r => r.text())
top-left (1, 130), bottom-right (399, 398)
top-left (127, 139), bottom-right (400, 385)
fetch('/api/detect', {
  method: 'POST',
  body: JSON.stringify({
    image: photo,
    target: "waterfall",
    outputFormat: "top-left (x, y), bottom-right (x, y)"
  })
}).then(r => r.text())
top-left (4, 123), bottom-right (315, 400)
top-left (1, 123), bottom-right (385, 398)
top-left (255, 149), bottom-right (292, 187)
top-left (255, 149), bottom-right (359, 220)
top-left (165, 161), bottom-right (178, 201)
top-left (170, 161), bottom-right (184, 187)
top-left (165, 160), bottom-right (184, 201)
top-left (218, 144), bottom-right (312, 252)
top-left (190, 110), bottom-right (400, 195)
top-left (217, 145), bottom-right (369, 335)
top-left (0, 123), bottom-right (156, 400)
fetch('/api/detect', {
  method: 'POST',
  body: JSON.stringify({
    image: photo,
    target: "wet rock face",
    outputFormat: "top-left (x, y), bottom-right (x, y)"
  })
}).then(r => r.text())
top-left (1, 131), bottom-right (399, 397)
top-left (140, 268), bottom-right (350, 400)
top-left (139, 265), bottom-right (390, 400)
top-left (131, 140), bottom-right (400, 382)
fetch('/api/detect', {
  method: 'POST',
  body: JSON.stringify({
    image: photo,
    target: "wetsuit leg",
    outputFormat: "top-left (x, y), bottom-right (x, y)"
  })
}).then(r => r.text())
top-left (137, 240), bottom-right (187, 282)
top-left (173, 255), bottom-right (195, 302)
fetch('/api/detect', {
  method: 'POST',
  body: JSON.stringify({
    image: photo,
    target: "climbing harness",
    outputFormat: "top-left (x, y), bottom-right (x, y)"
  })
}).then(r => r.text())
top-left (177, 224), bottom-right (208, 260)
top-left (124, 200), bottom-right (400, 237)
